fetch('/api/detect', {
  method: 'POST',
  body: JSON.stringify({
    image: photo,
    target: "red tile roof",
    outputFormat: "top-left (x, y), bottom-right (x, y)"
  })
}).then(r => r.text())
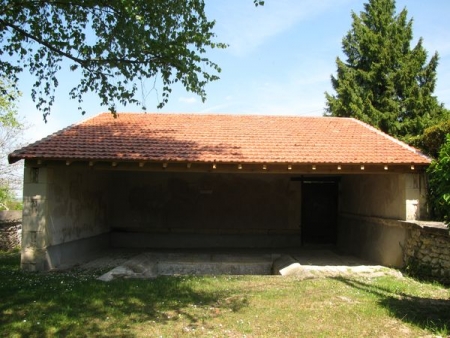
top-left (8, 113), bottom-right (431, 165)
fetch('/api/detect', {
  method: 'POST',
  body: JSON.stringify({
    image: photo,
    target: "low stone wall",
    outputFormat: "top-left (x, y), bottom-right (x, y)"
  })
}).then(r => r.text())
top-left (0, 211), bottom-right (22, 251)
top-left (337, 213), bottom-right (409, 267)
top-left (403, 221), bottom-right (450, 281)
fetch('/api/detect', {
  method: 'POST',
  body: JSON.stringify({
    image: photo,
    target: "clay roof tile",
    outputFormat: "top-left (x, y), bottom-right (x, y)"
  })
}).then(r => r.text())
top-left (8, 112), bottom-right (431, 165)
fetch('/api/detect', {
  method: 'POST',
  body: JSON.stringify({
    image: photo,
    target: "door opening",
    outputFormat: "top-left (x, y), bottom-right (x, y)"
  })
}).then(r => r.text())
top-left (301, 179), bottom-right (338, 246)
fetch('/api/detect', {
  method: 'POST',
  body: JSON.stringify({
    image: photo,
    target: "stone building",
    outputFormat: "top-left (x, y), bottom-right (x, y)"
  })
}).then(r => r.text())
top-left (8, 113), bottom-right (431, 271)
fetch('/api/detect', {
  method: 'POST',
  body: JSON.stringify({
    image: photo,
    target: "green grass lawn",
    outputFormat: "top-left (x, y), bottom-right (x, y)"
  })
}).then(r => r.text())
top-left (1, 251), bottom-right (449, 338)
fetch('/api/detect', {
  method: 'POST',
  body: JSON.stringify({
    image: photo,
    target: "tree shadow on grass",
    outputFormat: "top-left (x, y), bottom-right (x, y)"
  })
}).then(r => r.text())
top-left (333, 276), bottom-right (450, 334)
top-left (0, 255), bottom-right (249, 337)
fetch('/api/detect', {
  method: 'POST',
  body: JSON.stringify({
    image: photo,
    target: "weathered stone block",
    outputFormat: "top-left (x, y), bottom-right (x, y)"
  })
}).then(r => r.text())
top-left (272, 255), bottom-right (302, 276)
top-left (21, 230), bottom-right (47, 249)
top-left (441, 261), bottom-right (450, 268)
top-left (21, 246), bottom-right (48, 271)
top-left (22, 196), bottom-right (47, 232)
top-left (422, 256), bottom-right (431, 263)
top-left (421, 238), bottom-right (432, 246)
top-left (0, 222), bottom-right (21, 251)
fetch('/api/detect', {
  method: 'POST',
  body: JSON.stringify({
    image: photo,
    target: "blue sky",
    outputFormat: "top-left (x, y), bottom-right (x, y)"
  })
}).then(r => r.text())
top-left (17, 0), bottom-right (450, 143)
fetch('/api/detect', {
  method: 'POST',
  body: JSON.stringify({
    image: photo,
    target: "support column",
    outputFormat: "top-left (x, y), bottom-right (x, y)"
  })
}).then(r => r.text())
top-left (405, 173), bottom-right (427, 221)
top-left (21, 165), bottom-right (49, 271)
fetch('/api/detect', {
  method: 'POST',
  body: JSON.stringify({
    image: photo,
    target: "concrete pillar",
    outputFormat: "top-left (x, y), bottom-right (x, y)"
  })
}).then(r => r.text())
top-left (21, 165), bottom-right (50, 271)
top-left (405, 173), bottom-right (427, 221)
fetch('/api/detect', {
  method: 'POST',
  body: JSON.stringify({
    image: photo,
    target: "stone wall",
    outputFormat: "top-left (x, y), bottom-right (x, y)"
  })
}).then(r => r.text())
top-left (403, 221), bottom-right (450, 281)
top-left (21, 164), bottom-right (110, 271)
top-left (0, 210), bottom-right (22, 251)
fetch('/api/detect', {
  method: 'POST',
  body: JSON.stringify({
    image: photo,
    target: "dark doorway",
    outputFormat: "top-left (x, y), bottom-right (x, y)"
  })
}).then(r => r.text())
top-left (301, 179), bottom-right (338, 245)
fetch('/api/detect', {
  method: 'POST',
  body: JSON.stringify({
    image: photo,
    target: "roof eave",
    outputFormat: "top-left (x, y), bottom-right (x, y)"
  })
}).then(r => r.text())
top-left (21, 158), bottom-right (430, 174)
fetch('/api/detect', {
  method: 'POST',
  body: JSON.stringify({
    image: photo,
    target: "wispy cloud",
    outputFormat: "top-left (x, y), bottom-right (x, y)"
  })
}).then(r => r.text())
top-left (178, 96), bottom-right (197, 104)
top-left (423, 35), bottom-right (450, 57)
top-left (210, 0), bottom-right (354, 57)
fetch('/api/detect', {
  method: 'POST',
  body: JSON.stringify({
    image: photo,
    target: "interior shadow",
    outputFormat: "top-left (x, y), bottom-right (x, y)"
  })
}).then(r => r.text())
top-left (291, 248), bottom-right (376, 267)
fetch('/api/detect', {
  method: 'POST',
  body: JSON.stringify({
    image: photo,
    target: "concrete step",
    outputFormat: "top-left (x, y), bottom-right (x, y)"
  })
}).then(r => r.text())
top-left (157, 260), bottom-right (273, 276)
top-left (98, 252), bottom-right (279, 280)
top-left (154, 252), bottom-right (276, 276)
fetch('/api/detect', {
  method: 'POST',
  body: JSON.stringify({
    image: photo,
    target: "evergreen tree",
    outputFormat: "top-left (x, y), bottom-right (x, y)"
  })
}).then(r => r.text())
top-left (325, 0), bottom-right (448, 142)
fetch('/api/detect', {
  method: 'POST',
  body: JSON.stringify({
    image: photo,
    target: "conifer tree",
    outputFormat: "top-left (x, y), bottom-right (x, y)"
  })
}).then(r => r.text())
top-left (325, 0), bottom-right (448, 142)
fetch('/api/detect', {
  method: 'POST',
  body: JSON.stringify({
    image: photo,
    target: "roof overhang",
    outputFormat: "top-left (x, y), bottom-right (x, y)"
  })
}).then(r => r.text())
top-left (23, 158), bottom-right (428, 174)
top-left (9, 113), bottom-right (433, 171)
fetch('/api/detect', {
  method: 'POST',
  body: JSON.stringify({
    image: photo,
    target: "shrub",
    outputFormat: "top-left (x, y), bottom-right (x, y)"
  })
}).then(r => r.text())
top-left (427, 134), bottom-right (450, 225)
top-left (418, 120), bottom-right (450, 158)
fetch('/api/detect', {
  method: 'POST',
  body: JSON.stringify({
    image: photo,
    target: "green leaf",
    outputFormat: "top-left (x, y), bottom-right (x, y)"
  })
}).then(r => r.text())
top-left (0, 0), bottom-right (258, 120)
